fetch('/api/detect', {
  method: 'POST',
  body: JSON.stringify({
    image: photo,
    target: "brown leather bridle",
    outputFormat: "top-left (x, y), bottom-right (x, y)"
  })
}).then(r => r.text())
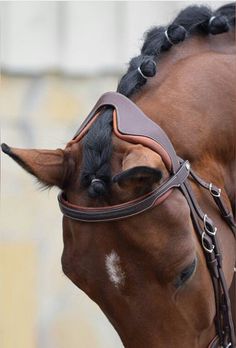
top-left (58, 92), bottom-right (236, 348)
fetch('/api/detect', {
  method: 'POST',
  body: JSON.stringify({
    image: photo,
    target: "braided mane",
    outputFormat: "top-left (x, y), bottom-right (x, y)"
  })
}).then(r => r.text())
top-left (80, 3), bottom-right (235, 198)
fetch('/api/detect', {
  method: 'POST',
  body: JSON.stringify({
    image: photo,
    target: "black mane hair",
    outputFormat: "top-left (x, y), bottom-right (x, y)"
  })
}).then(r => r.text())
top-left (80, 3), bottom-right (235, 198)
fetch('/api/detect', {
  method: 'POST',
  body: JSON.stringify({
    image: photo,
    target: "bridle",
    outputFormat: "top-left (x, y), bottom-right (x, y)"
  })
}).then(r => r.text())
top-left (58, 92), bottom-right (236, 348)
top-left (58, 92), bottom-right (235, 347)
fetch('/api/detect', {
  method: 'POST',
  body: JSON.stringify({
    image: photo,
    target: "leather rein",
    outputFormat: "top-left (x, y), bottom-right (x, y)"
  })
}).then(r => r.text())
top-left (58, 92), bottom-right (236, 348)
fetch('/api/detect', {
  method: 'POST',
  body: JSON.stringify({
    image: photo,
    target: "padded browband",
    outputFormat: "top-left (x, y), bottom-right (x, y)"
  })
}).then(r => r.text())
top-left (58, 91), bottom-right (191, 222)
top-left (70, 92), bottom-right (180, 173)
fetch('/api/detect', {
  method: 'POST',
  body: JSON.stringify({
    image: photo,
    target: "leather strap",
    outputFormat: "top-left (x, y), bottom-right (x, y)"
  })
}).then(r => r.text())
top-left (208, 336), bottom-right (219, 348)
top-left (181, 179), bottom-right (235, 347)
top-left (58, 160), bottom-right (190, 222)
top-left (189, 167), bottom-right (236, 234)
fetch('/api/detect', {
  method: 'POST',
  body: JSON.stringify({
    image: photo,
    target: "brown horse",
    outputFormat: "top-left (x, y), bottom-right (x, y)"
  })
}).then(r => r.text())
top-left (2, 3), bottom-right (236, 348)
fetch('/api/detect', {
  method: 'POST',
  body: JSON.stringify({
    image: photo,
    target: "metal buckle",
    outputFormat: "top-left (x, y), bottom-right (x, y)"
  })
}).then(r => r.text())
top-left (204, 214), bottom-right (217, 236)
top-left (224, 343), bottom-right (232, 348)
top-left (185, 160), bottom-right (190, 171)
top-left (209, 183), bottom-right (221, 197)
top-left (201, 232), bottom-right (215, 253)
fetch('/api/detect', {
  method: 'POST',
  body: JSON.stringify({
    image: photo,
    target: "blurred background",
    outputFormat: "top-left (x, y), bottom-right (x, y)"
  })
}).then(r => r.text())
top-left (0, 1), bottom-right (227, 348)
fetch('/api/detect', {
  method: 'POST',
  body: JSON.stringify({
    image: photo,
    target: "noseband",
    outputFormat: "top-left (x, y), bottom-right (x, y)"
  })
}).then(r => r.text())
top-left (58, 92), bottom-right (236, 347)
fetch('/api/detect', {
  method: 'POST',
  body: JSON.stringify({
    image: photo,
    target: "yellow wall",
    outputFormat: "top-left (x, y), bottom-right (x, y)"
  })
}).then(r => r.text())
top-left (1, 74), bottom-right (123, 348)
top-left (0, 244), bottom-right (36, 348)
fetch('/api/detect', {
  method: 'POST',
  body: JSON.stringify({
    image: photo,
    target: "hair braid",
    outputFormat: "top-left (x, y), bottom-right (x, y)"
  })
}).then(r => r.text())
top-left (80, 2), bottom-right (235, 198)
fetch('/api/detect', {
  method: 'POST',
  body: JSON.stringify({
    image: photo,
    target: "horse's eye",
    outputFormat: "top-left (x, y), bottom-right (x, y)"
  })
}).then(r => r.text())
top-left (174, 258), bottom-right (197, 288)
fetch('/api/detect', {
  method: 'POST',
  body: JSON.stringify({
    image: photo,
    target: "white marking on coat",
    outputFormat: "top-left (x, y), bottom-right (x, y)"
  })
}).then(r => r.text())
top-left (105, 250), bottom-right (125, 288)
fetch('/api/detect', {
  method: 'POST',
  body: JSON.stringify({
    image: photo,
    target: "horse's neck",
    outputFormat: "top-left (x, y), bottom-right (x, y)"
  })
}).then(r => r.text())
top-left (134, 36), bottom-right (235, 208)
top-left (141, 34), bottom-right (236, 88)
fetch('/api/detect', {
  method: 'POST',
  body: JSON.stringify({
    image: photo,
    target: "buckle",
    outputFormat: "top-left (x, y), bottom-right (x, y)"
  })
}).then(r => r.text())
top-left (185, 160), bottom-right (191, 171)
top-left (224, 343), bottom-right (232, 348)
top-left (201, 232), bottom-right (215, 253)
top-left (204, 214), bottom-right (217, 236)
top-left (209, 183), bottom-right (221, 197)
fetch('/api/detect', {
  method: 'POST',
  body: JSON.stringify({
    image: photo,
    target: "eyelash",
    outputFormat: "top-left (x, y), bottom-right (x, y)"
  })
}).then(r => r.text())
top-left (174, 258), bottom-right (197, 288)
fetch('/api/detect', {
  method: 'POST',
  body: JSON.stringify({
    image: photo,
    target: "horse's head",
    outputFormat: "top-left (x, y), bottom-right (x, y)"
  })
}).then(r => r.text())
top-left (2, 2), bottom-right (235, 347)
top-left (1, 107), bottom-right (216, 347)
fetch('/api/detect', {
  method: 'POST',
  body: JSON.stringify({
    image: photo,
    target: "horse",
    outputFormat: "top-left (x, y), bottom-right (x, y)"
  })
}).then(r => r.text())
top-left (2, 3), bottom-right (236, 347)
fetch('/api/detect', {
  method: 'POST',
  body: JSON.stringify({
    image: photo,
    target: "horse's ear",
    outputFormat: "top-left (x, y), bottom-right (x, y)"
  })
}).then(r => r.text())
top-left (112, 145), bottom-right (168, 196)
top-left (1, 143), bottom-right (66, 188)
